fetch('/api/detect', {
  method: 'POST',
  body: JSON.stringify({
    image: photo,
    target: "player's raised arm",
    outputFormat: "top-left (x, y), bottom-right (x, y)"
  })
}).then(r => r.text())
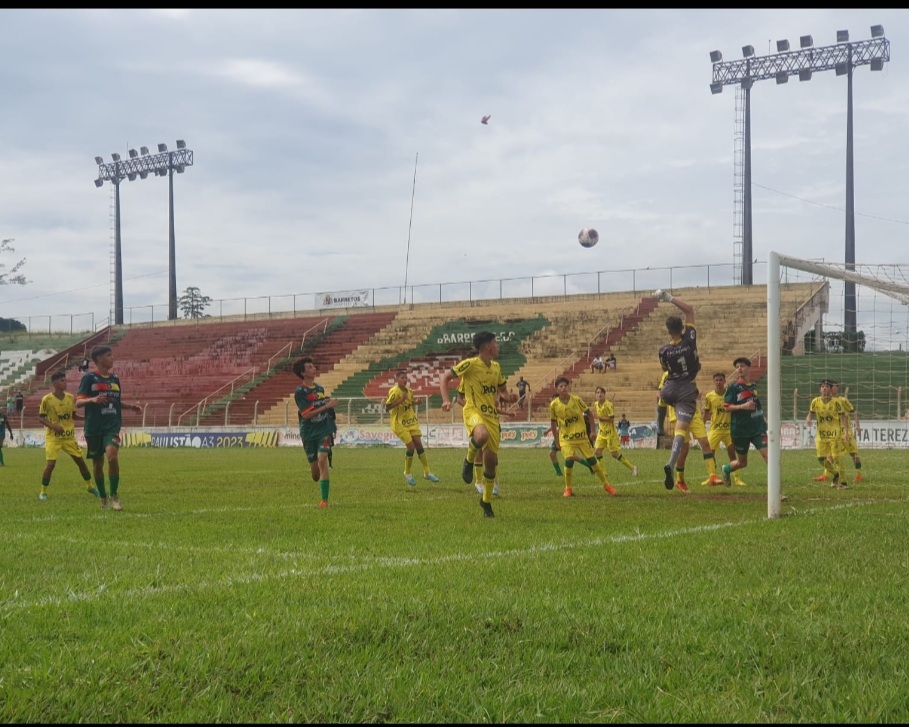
top-left (654, 289), bottom-right (695, 325)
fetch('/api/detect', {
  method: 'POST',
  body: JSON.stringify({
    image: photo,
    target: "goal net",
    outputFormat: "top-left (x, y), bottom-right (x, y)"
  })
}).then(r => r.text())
top-left (767, 252), bottom-right (909, 518)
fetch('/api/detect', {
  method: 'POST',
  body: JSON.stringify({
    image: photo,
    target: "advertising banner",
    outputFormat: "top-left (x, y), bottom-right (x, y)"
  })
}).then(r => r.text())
top-left (318, 290), bottom-right (371, 309)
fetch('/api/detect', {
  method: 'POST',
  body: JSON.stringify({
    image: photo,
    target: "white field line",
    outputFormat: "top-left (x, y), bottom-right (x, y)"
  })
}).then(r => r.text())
top-left (0, 499), bottom-right (893, 615)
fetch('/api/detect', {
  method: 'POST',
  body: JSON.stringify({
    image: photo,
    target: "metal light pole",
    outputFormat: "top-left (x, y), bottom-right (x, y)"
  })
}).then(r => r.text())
top-left (94, 140), bottom-right (194, 322)
top-left (709, 26), bottom-right (889, 344)
top-left (93, 154), bottom-right (126, 324)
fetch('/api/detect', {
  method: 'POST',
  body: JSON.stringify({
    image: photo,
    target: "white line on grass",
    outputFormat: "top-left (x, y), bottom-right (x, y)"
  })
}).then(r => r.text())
top-left (0, 499), bottom-right (892, 615)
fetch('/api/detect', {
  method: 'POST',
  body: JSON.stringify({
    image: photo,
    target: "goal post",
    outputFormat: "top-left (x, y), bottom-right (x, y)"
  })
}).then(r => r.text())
top-left (768, 251), bottom-right (909, 519)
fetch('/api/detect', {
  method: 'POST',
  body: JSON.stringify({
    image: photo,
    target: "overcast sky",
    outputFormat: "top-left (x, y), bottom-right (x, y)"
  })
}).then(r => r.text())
top-left (0, 8), bottom-right (905, 325)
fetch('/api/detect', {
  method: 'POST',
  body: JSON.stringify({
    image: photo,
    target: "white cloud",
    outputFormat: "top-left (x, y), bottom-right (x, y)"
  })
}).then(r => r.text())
top-left (0, 8), bottom-right (906, 324)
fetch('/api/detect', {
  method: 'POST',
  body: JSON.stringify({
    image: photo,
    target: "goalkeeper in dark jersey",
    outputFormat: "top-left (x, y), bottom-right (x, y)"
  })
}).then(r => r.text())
top-left (654, 290), bottom-right (718, 491)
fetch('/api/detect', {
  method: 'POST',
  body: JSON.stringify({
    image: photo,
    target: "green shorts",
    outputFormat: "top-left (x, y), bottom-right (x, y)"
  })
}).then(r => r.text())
top-left (85, 432), bottom-right (122, 460)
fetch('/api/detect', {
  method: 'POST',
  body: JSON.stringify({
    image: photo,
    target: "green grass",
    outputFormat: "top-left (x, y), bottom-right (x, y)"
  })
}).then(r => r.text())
top-left (2, 445), bottom-right (907, 723)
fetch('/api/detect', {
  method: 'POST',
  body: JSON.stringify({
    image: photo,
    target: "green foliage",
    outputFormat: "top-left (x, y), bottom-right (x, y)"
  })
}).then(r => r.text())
top-left (2, 446), bottom-right (907, 723)
top-left (804, 329), bottom-right (866, 354)
top-left (0, 238), bottom-right (27, 287)
top-left (177, 286), bottom-right (212, 319)
top-left (0, 317), bottom-right (27, 333)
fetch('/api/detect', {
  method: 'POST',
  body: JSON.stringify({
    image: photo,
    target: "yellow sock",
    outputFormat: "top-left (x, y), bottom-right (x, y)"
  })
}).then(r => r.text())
top-left (418, 452), bottom-right (430, 475)
top-left (482, 474), bottom-right (494, 502)
top-left (565, 466), bottom-right (574, 489)
top-left (704, 456), bottom-right (717, 476)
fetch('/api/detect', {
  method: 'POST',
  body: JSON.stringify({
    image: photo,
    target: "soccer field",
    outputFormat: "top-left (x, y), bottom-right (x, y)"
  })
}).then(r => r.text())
top-left (3, 445), bottom-right (908, 723)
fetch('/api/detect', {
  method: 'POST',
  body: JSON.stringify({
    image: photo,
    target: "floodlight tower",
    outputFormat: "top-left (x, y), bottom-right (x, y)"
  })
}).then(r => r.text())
top-left (709, 26), bottom-right (889, 349)
top-left (93, 153), bottom-right (127, 324)
top-left (93, 140), bottom-right (194, 322)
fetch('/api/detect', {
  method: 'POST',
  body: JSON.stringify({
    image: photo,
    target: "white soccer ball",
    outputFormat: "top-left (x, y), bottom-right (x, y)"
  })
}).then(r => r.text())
top-left (578, 228), bottom-right (599, 248)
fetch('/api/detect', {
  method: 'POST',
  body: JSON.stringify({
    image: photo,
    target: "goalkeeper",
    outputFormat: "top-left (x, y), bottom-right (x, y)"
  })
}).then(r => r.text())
top-left (654, 289), bottom-right (717, 491)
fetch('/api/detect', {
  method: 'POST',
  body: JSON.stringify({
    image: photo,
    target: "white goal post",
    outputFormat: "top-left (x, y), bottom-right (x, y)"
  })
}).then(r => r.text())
top-left (768, 251), bottom-right (909, 519)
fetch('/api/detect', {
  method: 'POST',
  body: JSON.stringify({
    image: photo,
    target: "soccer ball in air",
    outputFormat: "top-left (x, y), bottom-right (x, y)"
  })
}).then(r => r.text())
top-left (578, 228), bottom-right (599, 248)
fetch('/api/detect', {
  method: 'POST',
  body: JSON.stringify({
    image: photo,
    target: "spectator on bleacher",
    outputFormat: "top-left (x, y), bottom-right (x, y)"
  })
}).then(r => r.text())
top-left (515, 376), bottom-right (531, 409)
top-left (591, 355), bottom-right (605, 374)
top-left (14, 390), bottom-right (23, 414)
top-left (617, 413), bottom-right (631, 448)
top-left (0, 405), bottom-right (13, 466)
top-left (5, 392), bottom-right (14, 414)
top-left (78, 357), bottom-right (90, 373)
top-left (385, 368), bottom-right (440, 487)
top-left (606, 353), bottom-right (617, 370)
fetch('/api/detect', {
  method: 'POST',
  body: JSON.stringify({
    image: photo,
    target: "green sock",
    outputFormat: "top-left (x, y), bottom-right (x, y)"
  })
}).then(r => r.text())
top-left (320, 479), bottom-right (330, 500)
top-left (552, 461), bottom-right (562, 476)
top-left (95, 477), bottom-right (107, 498)
top-left (109, 475), bottom-right (120, 497)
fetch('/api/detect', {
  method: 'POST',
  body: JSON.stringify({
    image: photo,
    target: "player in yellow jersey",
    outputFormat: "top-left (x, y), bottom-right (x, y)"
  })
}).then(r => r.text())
top-left (828, 380), bottom-right (863, 483)
top-left (37, 371), bottom-right (99, 501)
top-left (591, 386), bottom-right (637, 483)
top-left (549, 377), bottom-right (616, 498)
top-left (385, 368), bottom-right (440, 488)
top-left (456, 378), bottom-right (501, 496)
top-left (805, 379), bottom-right (848, 489)
top-left (703, 371), bottom-right (746, 486)
top-left (440, 331), bottom-right (517, 518)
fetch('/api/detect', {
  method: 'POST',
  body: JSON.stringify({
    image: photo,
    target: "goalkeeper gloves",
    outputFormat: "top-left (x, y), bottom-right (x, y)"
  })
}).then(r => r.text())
top-left (654, 289), bottom-right (674, 303)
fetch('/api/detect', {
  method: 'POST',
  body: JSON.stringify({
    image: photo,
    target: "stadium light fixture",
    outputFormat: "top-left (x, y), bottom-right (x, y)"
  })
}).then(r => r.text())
top-left (93, 139), bottom-right (194, 322)
top-left (776, 39), bottom-right (790, 53)
top-left (710, 81), bottom-right (724, 95)
top-left (708, 24), bottom-right (890, 334)
top-left (710, 50), bottom-right (723, 63)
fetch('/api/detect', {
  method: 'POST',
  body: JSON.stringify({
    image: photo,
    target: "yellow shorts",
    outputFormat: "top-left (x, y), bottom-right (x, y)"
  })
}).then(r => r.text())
top-left (45, 436), bottom-right (84, 461)
top-left (462, 407), bottom-right (500, 454)
top-left (815, 438), bottom-right (842, 459)
top-left (560, 434), bottom-right (595, 462)
top-left (708, 428), bottom-right (733, 452)
top-left (842, 432), bottom-right (858, 456)
top-left (594, 428), bottom-right (620, 453)
top-left (392, 423), bottom-right (422, 445)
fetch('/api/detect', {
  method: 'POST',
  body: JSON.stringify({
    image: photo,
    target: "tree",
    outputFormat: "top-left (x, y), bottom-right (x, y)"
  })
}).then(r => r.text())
top-left (178, 286), bottom-right (212, 319)
top-left (0, 238), bottom-right (27, 287)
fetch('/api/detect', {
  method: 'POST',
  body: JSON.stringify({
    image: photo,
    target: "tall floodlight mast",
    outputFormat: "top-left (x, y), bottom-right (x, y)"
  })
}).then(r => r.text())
top-left (94, 141), bottom-right (194, 322)
top-left (709, 26), bottom-right (889, 350)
